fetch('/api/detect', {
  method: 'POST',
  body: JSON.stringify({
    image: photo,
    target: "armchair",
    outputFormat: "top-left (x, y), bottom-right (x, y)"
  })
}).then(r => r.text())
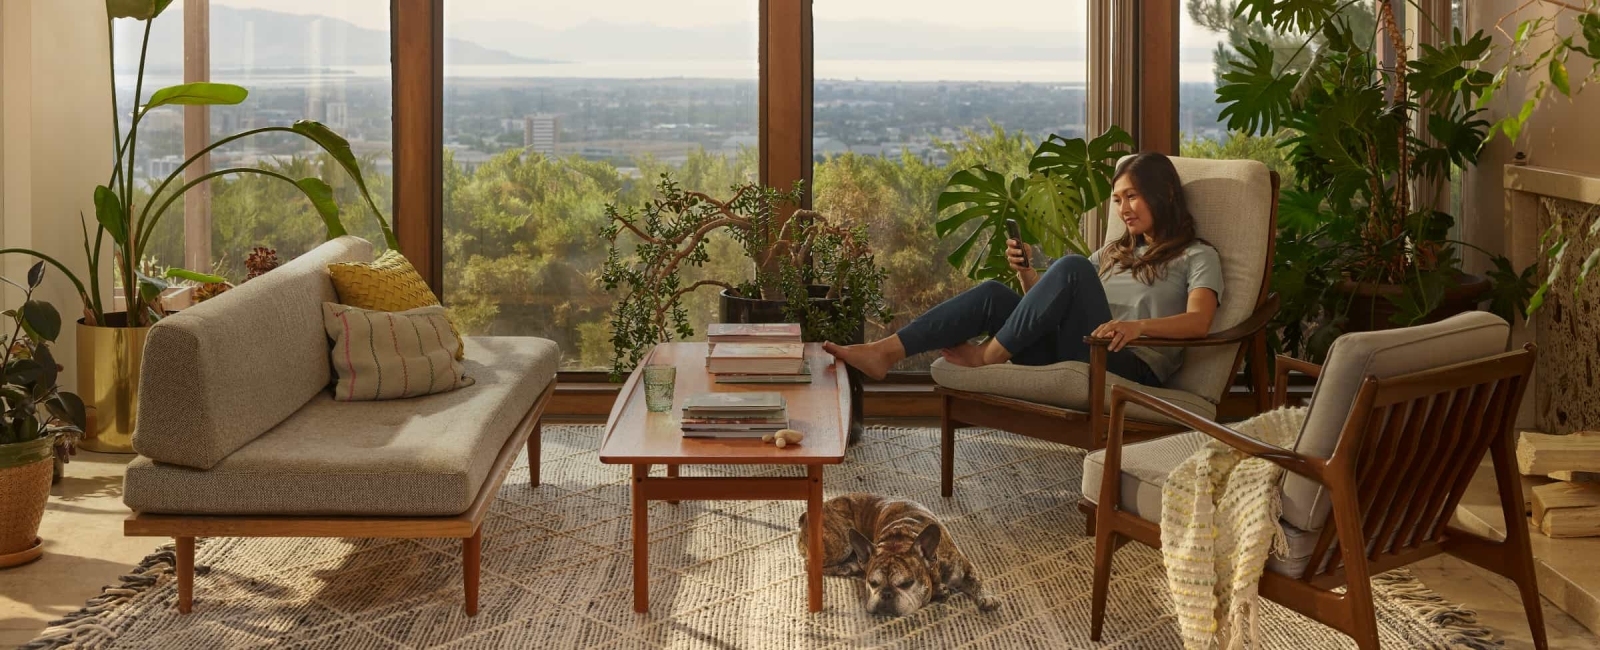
top-left (932, 157), bottom-right (1280, 497)
top-left (1080, 312), bottom-right (1544, 650)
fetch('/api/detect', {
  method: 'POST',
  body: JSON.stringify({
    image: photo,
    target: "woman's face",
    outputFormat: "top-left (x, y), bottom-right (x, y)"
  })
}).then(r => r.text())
top-left (1112, 175), bottom-right (1156, 239)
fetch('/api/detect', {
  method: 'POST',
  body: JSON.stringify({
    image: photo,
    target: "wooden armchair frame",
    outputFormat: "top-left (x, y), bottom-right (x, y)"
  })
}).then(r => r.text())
top-left (1080, 346), bottom-right (1545, 650)
top-left (936, 172), bottom-right (1281, 497)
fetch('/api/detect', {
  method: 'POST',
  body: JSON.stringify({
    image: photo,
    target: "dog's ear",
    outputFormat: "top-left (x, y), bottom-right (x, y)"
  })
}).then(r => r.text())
top-left (916, 524), bottom-right (942, 560)
top-left (848, 528), bottom-right (874, 562)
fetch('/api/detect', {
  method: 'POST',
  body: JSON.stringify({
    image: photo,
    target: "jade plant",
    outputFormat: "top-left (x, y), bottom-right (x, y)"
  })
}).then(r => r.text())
top-left (1, 264), bottom-right (88, 464)
top-left (0, 0), bottom-right (396, 328)
top-left (600, 177), bottom-right (891, 378)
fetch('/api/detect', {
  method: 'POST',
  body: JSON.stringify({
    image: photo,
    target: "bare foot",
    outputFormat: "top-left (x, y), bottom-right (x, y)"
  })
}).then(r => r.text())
top-left (823, 341), bottom-right (893, 380)
top-left (939, 343), bottom-right (987, 368)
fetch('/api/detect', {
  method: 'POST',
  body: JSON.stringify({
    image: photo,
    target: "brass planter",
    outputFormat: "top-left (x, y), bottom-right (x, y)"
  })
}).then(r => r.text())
top-left (76, 315), bottom-right (149, 454)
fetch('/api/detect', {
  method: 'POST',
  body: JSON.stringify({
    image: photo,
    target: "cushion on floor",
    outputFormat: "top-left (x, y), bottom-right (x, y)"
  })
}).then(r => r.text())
top-left (930, 357), bottom-right (1217, 426)
top-left (123, 337), bottom-right (558, 517)
top-left (1081, 430), bottom-right (1321, 578)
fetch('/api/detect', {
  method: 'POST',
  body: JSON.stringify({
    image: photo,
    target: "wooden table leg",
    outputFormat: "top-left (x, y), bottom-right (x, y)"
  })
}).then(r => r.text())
top-left (666, 464), bottom-right (679, 504)
top-left (176, 536), bottom-right (195, 614)
top-left (632, 463), bottom-right (650, 613)
top-left (807, 465), bottom-right (824, 612)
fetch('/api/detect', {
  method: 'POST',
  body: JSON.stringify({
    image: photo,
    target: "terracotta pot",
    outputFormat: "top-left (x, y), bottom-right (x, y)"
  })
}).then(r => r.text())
top-left (77, 313), bottom-right (149, 454)
top-left (1336, 273), bottom-right (1491, 333)
top-left (719, 286), bottom-right (866, 445)
top-left (0, 437), bottom-right (54, 568)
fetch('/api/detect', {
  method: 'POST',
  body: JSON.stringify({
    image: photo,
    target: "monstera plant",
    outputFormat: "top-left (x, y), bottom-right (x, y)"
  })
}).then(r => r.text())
top-left (935, 127), bottom-right (1136, 289)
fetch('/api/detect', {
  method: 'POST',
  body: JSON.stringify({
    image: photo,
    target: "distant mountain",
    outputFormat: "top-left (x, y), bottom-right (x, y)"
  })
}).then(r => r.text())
top-left (121, 6), bottom-right (553, 71)
top-left (449, 18), bottom-right (1218, 63)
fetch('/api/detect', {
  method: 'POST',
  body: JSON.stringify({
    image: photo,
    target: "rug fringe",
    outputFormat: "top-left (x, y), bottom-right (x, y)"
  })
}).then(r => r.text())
top-left (20, 543), bottom-right (190, 650)
top-left (1372, 569), bottom-right (1503, 650)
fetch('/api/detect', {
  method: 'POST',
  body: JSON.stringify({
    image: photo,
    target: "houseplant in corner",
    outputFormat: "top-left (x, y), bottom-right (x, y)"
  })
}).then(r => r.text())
top-left (0, 264), bottom-right (88, 569)
top-left (1213, 0), bottom-right (1600, 357)
top-left (600, 178), bottom-right (892, 440)
top-left (0, 1), bottom-right (396, 452)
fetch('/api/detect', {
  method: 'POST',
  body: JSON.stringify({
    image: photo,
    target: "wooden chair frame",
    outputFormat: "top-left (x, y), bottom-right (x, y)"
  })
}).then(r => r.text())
top-left (938, 172), bottom-right (1281, 497)
top-left (1081, 346), bottom-right (1545, 650)
top-left (124, 380), bottom-right (555, 616)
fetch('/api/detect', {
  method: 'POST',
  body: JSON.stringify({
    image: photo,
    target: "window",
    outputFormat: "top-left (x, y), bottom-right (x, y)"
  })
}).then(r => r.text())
top-left (810, 1), bottom-right (1090, 371)
top-left (440, 2), bottom-right (760, 371)
top-left (120, 0), bottom-right (395, 283)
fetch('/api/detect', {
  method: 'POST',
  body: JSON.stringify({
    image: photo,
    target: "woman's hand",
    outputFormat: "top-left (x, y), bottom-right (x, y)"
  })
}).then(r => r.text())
top-left (1008, 239), bottom-right (1038, 290)
top-left (1091, 319), bottom-right (1145, 352)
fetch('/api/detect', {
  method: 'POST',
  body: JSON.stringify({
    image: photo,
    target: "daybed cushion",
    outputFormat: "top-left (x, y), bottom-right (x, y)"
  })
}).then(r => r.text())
top-left (124, 337), bottom-right (558, 517)
top-left (133, 236), bottom-right (375, 470)
top-left (930, 358), bottom-right (1217, 426)
top-left (1081, 431), bottom-right (1319, 577)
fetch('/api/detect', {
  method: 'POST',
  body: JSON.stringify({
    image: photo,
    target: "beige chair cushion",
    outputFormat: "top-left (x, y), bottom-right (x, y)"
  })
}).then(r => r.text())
top-left (1082, 431), bottom-right (1320, 577)
top-left (1103, 156), bottom-right (1274, 404)
top-left (931, 357), bottom-right (1217, 427)
top-left (124, 337), bottom-right (558, 517)
top-left (133, 236), bottom-right (375, 470)
top-left (324, 303), bottom-right (470, 401)
top-left (1280, 311), bottom-right (1510, 532)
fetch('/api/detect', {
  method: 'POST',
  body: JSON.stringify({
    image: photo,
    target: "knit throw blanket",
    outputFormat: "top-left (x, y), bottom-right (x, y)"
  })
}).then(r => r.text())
top-left (1160, 406), bottom-right (1309, 650)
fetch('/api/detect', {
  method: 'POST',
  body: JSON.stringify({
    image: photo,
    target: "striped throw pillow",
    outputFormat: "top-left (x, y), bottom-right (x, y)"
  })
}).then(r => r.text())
top-left (322, 303), bottom-right (472, 401)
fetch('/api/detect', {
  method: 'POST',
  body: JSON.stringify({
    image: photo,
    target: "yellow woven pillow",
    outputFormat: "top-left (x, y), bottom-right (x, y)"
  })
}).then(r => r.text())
top-left (328, 250), bottom-right (466, 359)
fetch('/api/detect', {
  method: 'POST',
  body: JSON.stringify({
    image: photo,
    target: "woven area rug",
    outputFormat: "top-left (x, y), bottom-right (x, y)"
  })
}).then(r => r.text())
top-left (29, 425), bottom-right (1499, 649)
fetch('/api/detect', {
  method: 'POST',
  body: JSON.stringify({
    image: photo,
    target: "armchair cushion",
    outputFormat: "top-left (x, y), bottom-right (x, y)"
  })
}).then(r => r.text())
top-left (1280, 311), bottom-right (1510, 532)
top-left (931, 357), bottom-right (1217, 426)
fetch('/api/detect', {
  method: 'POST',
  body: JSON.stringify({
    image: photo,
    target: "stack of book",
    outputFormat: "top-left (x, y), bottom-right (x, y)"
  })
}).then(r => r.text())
top-left (705, 323), bottom-right (810, 383)
top-left (681, 392), bottom-right (789, 438)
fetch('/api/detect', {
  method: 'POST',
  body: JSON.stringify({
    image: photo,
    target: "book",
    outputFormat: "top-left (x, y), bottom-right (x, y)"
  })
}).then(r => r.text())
top-left (682, 429), bottom-right (780, 439)
top-left (681, 391), bottom-right (787, 412)
top-left (682, 422), bottom-right (788, 432)
top-left (707, 322), bottom-right (802, 344)
top-left (713, 373), bottom-right (814, 384)
top-left (681, 415), bottom-right (788, 425)
top-left (705, 343), bottom-right (806, 375)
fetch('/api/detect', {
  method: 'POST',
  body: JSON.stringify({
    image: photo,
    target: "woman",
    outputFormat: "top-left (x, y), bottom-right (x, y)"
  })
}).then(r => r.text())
top-left (823, 152), bottom-right (1223, 387)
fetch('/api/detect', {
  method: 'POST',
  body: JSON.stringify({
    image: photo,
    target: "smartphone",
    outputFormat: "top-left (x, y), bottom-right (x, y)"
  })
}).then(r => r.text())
top-left (1004, 218), bottom-right (1021, 244)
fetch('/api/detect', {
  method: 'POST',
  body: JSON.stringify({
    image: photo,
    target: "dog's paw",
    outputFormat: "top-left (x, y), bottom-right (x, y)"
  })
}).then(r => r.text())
top-left (976, 593), bottom-right (1001, 612)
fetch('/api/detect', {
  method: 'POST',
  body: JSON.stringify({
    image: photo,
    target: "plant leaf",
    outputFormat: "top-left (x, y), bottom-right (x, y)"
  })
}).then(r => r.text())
top-left (26, 261), bottom-right (45, 289)
top-left (106, 0), bottom-right (175, 20)
top-left (45, 393), bottom-right (87, 431)
top-left (93, 185), bottom-right (127, 243)
top-left (293, 177), bottom-right (347, 239)
top-left (1550, 56), bottom-right (1572, 96)
top-left (143, 83), bottom-right (248, 111)
top-left (1217, 39), bottom-right (1301, 135)
top-left (30, 345), bottom-right (57, 400)
top-left (21, 300), bottom-right (61, 342)
top-left (163, 268), bottom-right (228, 284)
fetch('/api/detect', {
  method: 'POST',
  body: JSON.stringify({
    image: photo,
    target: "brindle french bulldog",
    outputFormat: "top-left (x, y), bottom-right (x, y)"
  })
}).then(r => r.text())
top-left (797, 492), bottom-right (999, 616)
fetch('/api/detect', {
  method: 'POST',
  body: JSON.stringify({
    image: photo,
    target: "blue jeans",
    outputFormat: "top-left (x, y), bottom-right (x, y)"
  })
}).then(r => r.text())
top-left (898, 255), bottom-right (1161, 386)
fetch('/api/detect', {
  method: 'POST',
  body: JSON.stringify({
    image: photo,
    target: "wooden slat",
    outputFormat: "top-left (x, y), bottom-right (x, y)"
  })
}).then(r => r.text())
top-left (638, 476), bottom-right (810, 501)
top-left (392, 0), bottom-right (443, 292)
top-left (1390, 384), bottom-right (1475, 550)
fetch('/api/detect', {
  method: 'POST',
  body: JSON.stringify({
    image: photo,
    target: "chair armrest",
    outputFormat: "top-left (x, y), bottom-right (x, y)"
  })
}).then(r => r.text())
top-left (1107, 384), bottom-right (1329, 483)
top-left (1273, 355), bottom-right (1323, 409)
top-left (1084, 294), bottom-right (1280, 349)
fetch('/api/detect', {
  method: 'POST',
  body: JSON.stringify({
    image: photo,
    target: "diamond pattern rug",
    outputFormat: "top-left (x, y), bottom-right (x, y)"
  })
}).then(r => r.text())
top-left (27, 425), bottom-right (1499, 649)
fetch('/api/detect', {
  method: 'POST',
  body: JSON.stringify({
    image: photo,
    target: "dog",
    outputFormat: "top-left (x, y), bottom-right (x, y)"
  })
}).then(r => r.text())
top-left (797, 493), bottom-right (999, 616)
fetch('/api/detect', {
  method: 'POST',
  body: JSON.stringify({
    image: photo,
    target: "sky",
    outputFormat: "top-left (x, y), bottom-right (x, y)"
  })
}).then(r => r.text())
top-left (210, 0), bottom-right (1221, 44)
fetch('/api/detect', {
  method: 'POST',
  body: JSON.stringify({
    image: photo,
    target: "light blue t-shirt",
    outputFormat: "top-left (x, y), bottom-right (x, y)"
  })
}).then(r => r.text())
top-left (1090, 242), bottom-right (1224, 383)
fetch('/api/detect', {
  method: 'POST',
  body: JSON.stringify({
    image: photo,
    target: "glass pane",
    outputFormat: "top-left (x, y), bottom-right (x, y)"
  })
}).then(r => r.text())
top-left (127, 2), bottom-right (395, 284)
top-left (113, 15), bottom-right (186, 272)
top-left (442, 2), bottom-right (760, 371)
top-left (811, 1), bottom-right (1090, 372)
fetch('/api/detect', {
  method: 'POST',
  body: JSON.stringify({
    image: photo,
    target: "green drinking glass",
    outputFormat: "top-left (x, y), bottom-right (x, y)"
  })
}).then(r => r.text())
top-left (642, 364), bottom-right (677, 412)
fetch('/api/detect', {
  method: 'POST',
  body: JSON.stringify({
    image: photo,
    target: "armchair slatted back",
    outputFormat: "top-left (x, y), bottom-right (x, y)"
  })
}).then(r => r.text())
top-left (1299, 344), bottom-right (1535, 583)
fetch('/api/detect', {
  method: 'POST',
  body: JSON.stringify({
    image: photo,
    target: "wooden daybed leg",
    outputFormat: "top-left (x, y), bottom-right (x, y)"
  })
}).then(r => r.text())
top-left (176, 536), bottom-right (195, 614)
top-left (464, 527), bottom-right (482, 616)
top-left (940, 394), bottom-right (956, 498)
top-left (528, 421), bottom-right (542, 487)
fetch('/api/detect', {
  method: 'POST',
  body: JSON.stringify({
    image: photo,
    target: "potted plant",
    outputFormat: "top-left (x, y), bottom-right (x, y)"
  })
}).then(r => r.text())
top-left (936, 127), bottom-right (1136, 286)
top-left (1213, 0), bottom-right (1600, 357)
top-left (0, 264), bottom-right (88, 569)
top-left (600, 178), bottom-right (892, 439)
top-left (0, 1), bottom-right (395, 452)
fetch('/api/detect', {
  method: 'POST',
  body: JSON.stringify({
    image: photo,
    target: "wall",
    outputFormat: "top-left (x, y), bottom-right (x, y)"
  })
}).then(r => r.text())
top-left (1463, 1), bottom-right (1600, 270)
top-left (1, 0), bottom-right (115, 392)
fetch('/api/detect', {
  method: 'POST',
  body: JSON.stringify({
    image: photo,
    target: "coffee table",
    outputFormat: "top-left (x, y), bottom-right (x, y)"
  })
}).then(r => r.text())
top-left (598, 342), bottom-right (849, 613)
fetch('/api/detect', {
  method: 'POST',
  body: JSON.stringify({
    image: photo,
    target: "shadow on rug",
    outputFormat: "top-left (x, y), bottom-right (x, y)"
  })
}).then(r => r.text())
top-left (26, 426), bottom-right (1500, 649)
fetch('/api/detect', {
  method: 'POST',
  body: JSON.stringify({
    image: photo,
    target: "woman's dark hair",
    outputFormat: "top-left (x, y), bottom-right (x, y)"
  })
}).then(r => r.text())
top-left (1097, 152), bottom-right (1200, 285)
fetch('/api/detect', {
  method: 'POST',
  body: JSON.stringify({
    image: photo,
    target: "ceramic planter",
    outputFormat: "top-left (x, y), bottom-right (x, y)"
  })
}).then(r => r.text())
top-left (1336, 273), bottom-right (1492, 333)
top-left (76, 314), bottom-right (150, 454)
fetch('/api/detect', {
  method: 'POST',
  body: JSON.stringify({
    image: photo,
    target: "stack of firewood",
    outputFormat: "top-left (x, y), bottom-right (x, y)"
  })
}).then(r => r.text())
top-left (1519, 431), bottom-right (1600, 538)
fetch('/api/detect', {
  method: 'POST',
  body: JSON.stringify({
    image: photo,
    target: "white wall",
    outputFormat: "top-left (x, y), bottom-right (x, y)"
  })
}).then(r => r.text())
top-left (1, 0), bottom-right (115, 392)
